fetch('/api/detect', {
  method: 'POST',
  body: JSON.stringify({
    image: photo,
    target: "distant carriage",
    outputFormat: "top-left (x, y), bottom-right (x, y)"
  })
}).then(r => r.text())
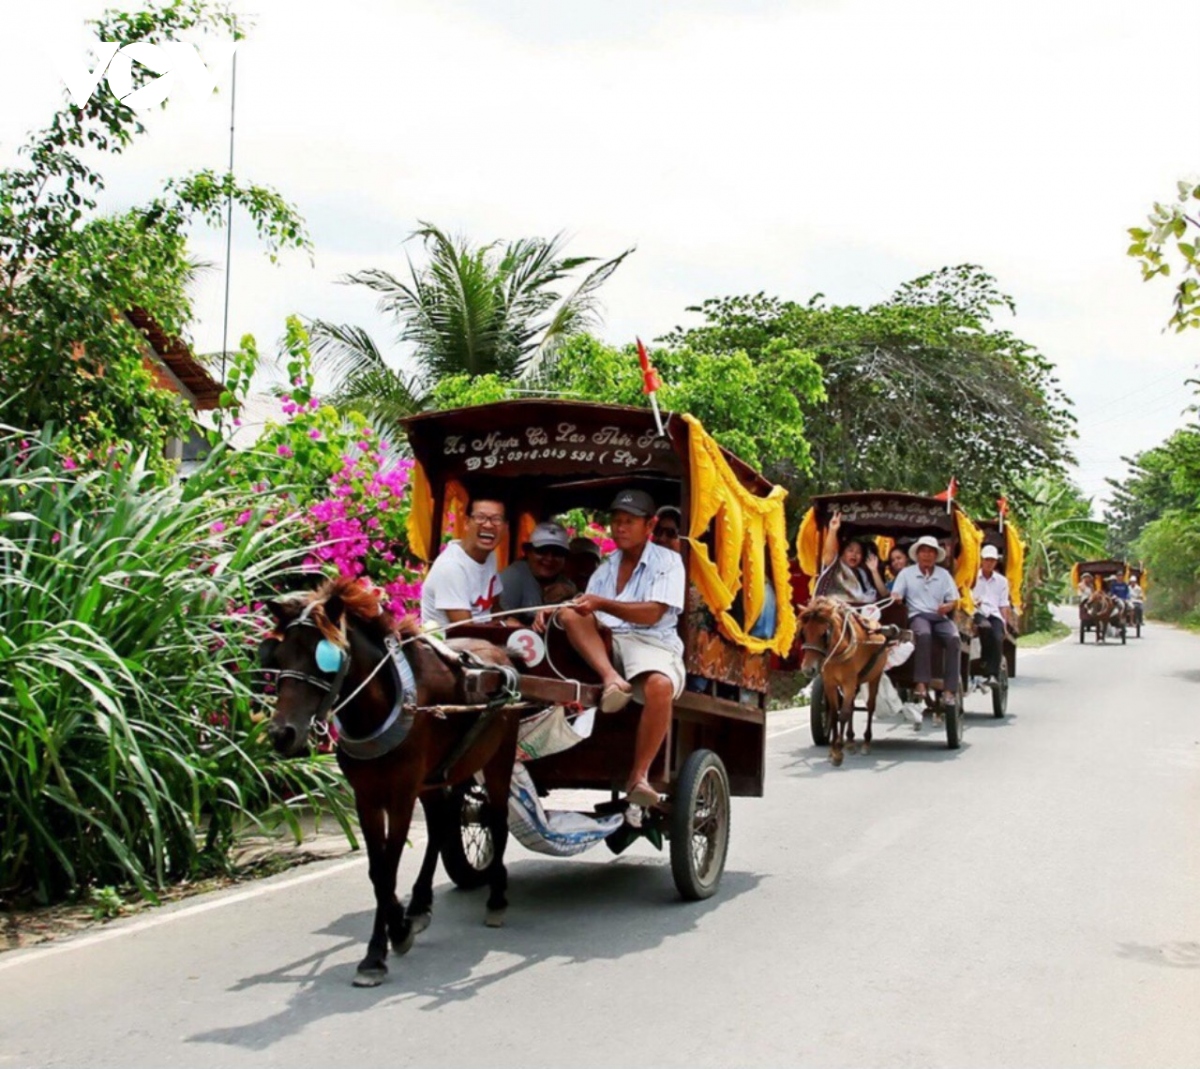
top-left (1072, 559), bottom-right (1136, 643)
top-left (794, 491), bottom-right (1003, 754)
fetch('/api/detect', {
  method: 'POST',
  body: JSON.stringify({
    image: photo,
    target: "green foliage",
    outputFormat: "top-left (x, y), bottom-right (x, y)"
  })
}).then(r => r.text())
top-left (1128, 179), bottom-right (1200, 332)
top-left (664, 265), bottom-right (1075, 508)
top-left (0, 2), bottom-right (309, 470)
top-left (1134, 510), bottom-right (1200, 620)
top-left (0, 426), bottom-right (353, 903)
top-left (1013, 475), bottom-right (1107, 631)
top-left (89, 885), bottom-right (125, 920)
top-left (308, 224), bottom-right (632, 435)
top-left (1104, 426), bottom-right (1200, 556)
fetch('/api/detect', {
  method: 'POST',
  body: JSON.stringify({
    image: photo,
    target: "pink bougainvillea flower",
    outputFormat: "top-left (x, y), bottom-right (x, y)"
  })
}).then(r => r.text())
top-left (308, 429), bottom-right (321, 440)
top-left (51, 531), bottom-right (61, 544)
top-left (62, 457), bottom-right (78, 471)
top-left (210, 520), bottom-right (227, 534)
top-left (276, 444), bottom-right (294, 459)
top-left (235, 510), bottom-right (253, 526)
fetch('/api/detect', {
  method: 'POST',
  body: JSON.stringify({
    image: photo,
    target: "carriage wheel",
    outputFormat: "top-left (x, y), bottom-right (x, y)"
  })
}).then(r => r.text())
top-left (1079, 622), bottom-right (1086, 644)
top-left (1120, 623), bottom-right (1127, 645)
top-left (439, 782), bottom-right (493, 890)
top-left (945, 689), bottom-right (962, 749)
top-left (809, 677), bottom-right (830, 746)
top-left (670, 749), bottom-right (731, 901)
top-left (992, 659), bottom-right (1009, 719)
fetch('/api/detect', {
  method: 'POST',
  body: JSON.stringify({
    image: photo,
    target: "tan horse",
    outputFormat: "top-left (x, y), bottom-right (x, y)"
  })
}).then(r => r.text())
top-left (798, 596), bottom-right (892, 766)
top-left (1082, 589), bottom-right (1116, 643)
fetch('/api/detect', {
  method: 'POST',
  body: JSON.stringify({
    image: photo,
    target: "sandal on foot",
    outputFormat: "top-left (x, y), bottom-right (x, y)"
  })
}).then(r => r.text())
top-left (600, 682), bottom-right (632, 713)
top-left (626, 780), bottom-right (660, 808)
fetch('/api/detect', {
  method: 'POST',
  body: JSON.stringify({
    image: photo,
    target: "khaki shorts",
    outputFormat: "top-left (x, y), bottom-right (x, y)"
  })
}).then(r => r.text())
top-left (611, 631), bottom-right (686, 702)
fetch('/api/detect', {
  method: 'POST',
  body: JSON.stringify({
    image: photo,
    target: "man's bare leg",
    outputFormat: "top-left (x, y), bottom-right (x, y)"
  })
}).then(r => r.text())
top-left (557, 608), bottom-right (629, 691)
top-left (627, 672), bottom-right (673, 799)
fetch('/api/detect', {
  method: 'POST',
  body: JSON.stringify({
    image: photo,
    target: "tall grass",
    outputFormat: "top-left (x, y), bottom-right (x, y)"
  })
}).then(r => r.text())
top-left (0, 427), bottom-right (353, 903)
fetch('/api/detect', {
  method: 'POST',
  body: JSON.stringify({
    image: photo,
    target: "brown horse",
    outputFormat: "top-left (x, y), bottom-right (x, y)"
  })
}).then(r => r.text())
top-left (1082, 589), bottom-right (1116, 643)
top-left (798, 596), bottom-right (891, 766)
top-left (261, 577), bottom-right (523, 987)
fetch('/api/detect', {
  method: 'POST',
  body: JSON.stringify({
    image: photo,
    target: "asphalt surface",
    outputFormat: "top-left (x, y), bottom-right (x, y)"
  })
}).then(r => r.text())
top-left (3, 621), bottom-right (1199, 1068)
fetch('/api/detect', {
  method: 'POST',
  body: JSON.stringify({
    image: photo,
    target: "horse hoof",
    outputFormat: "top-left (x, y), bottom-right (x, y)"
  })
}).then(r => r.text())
top-left (485, 909), bottom-right (506, 928)
top-left (409, 911), bottom-right (432, 935)
top-left (391, 926), bottom-right (415, 957)
top-left (830, 752), bottom-right (844, 768)
top-left (861, 744), bottom-right (871, 756)
top-left (353, 968), bottom-right (386, 988)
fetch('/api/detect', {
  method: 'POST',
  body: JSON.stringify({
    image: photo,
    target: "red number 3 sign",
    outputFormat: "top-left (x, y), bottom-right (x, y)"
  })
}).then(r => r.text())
top-left (506, 628), bottom-right (545, 667)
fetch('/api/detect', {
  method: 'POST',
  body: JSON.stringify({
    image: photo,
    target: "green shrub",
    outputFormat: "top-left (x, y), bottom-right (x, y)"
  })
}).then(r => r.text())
top-left (0, 426), bottom-right (354, 903)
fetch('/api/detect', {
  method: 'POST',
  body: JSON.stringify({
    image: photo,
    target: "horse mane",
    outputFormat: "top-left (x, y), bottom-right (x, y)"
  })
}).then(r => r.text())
top-left (309, 576), bottom-right (401, 645)
top-left (799, 595), bottom-right (845, 626)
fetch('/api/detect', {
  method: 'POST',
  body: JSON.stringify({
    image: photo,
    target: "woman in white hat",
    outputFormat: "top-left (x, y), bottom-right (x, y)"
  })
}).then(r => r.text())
top-left (890, 535), bottom-right (961, 702)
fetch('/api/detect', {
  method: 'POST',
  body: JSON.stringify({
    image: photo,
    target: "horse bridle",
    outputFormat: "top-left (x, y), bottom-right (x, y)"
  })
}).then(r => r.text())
top-left (800, 607), bottom-right (854, 665)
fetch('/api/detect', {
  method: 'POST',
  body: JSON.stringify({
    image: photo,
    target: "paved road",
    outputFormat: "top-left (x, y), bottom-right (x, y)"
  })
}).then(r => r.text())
top-left (3, 622), bottom-right (1199, 1068)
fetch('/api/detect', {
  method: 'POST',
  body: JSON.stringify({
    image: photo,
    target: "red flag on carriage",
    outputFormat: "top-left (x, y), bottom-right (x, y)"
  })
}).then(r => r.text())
top-left (934, 476), bottom-right (958, 513)
top-left (636, 337), bottom-right (666, 436)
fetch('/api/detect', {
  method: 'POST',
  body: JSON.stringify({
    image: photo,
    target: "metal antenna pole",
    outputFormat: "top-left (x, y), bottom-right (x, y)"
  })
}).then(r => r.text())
top-left (219, 50), bottom-right (237, 386)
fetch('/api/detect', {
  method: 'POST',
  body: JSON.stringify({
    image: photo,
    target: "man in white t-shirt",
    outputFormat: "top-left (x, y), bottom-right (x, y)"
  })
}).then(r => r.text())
top-left (419, 497), bottom-right (506, 632)
top-left (971, 545), bottom-right (1013, 685)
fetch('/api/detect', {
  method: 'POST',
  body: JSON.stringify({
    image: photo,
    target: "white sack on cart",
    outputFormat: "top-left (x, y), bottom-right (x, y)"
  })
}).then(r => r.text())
top-left (855, 672), bottom-right (904, 718)
top-left (886, 640), bottom-right (914, 669)
top-left (507, 704), bottom-right (620, 856)
top-left (508, 762), bottom-right (623, 856)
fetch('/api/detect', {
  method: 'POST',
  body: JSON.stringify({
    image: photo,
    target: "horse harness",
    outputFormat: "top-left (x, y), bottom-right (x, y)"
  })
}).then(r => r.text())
top-left (273, 605), bottom-right (522, 763)
top-left (802, 604), bottom-right (893, 678)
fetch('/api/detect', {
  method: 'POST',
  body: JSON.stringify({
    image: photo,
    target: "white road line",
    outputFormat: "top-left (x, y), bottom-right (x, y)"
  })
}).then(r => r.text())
top-left (0, 718), bottom-right (821, 970)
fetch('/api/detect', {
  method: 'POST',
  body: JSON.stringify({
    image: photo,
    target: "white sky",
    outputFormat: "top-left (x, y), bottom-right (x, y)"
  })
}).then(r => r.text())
top-left (3, 0), bottom-right (1198, 508)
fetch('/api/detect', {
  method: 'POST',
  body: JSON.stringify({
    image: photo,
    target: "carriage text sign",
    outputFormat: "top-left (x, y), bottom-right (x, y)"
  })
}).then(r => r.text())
top-left (443, 421), bottom-right (674, 476)
top-left (52, 39), bottom-right (235, 112)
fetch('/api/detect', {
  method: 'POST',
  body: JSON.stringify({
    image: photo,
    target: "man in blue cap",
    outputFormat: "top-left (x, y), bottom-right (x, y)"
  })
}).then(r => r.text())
top-left (547, 488), bottom-right (685, 808)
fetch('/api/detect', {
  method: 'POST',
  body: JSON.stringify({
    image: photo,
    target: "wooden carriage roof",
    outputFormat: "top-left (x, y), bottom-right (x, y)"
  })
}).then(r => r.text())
top-left (1077, 559), bottom-right (1126, 575)
top-left (400, 399), bottom-right (774, 508)
top-left (809, 490), bottom-right (963, 538)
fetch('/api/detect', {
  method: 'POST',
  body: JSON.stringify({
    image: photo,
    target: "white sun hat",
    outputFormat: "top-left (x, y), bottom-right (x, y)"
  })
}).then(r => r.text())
top-left (981, 545), bottom-right (1002, 560)
top-left (908, 535), bottom-right (947, 563)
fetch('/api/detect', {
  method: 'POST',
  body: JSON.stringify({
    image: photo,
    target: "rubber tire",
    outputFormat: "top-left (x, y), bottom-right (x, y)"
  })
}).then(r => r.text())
top-left (992, 659), bottom-right (1008, 719)
top-left (669, 749), bottom-right (731, 901)
top-left (439, 783), bottom-right (492, 890)
top-left (1079, 622), bottom-right (1086, 644)
top-left (945, 689), bottom-right (962, 750)
top-left (809, 676), bottom-right (830, 746)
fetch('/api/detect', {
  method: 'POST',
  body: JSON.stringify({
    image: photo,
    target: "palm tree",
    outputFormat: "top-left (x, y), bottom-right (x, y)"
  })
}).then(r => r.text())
top-left (309, 224), bottom-right (632, 432)
top-left (1016, 474), bottom-right (1108, 629)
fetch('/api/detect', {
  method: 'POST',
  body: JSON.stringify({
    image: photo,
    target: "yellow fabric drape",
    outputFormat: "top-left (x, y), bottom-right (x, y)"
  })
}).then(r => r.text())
top-left (953, 510), bottom-right (983, 614)
top-left (796, 507), bottom-right (820, 578)
top-left (682, 414), bottom-right (797, 658)
top-left (1003, 519), bottom-right (1026, 613)
top-left (407, 460), bottom-right (435, 562)
top-left (1070, 562), bottom-right (1082, 592)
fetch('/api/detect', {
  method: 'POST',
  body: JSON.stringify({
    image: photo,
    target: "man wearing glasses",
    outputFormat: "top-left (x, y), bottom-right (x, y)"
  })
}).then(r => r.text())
top-left (420, 497), bottom-right (507, 632)
top-left (498, 522), bottom-right (576, 625)
top-left (652, 505), bottom-right (683, 552)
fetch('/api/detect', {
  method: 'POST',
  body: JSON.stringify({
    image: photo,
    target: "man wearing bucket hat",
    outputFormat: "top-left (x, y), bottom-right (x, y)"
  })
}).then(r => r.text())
top-left (551, 488), bottom-right (686, 809)
top-left (972, 545), bottom-right (1013, 686)
top-left (498, 521), bottom-right (576, 625)
top-left (890, 534), bottom-right (961, 703)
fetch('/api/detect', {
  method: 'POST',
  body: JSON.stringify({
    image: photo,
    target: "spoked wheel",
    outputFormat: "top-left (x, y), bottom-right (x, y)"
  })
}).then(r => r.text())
top-left (992, 659), bottom-right (1009, 719)
top-left (944, 688), bottom-right (963, 749)
top-left (809, 677), bottom-right (830, 746)
top-left (670, 750), bottom-right (731, 901)
top-left (440, 782), bottom-right (493, 890)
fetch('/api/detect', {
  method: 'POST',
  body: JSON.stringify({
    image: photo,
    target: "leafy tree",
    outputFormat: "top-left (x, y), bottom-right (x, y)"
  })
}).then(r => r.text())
top-left (0, 1), bottom-right (310, 470)
top-left (1104, 426), bottom-right (1200, 555)
top-left (1014, 475), bottom-right (1108, 631)
top-left (1134, 510), bottom-right (1200, 620)
top-left (663, 265), bottom-right (1075, 509)
top-left (427, 333), bottom-right (825, 475)
top-left (1128, 179), bottom-right (1200, 332)
top-left (309, 224), bottom-right (632, 429)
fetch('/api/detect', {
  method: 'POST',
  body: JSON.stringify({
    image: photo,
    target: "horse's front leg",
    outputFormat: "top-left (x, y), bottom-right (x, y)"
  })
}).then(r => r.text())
top-left (406, 790), bottom-right (444, 935)
top-left (352, 800), bottom-right (392, 987)
top-left (825, 675), bottom-right (845, 767)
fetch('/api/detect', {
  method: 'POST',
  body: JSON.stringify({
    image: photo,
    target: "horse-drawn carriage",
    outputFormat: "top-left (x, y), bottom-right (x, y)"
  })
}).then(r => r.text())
top-left (794, 491), bottom-right (1002, 758)
top-left (400, 399), bottom-right (795, 900)
top-left (262, 399), bottom-right (796, 984)
top-left (1072, 559), bottom-right (1134, 643)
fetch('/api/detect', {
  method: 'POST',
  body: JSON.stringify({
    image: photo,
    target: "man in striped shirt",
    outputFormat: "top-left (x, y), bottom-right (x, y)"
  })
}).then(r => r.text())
top-left (549, 489), bottom-right (686, 808)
